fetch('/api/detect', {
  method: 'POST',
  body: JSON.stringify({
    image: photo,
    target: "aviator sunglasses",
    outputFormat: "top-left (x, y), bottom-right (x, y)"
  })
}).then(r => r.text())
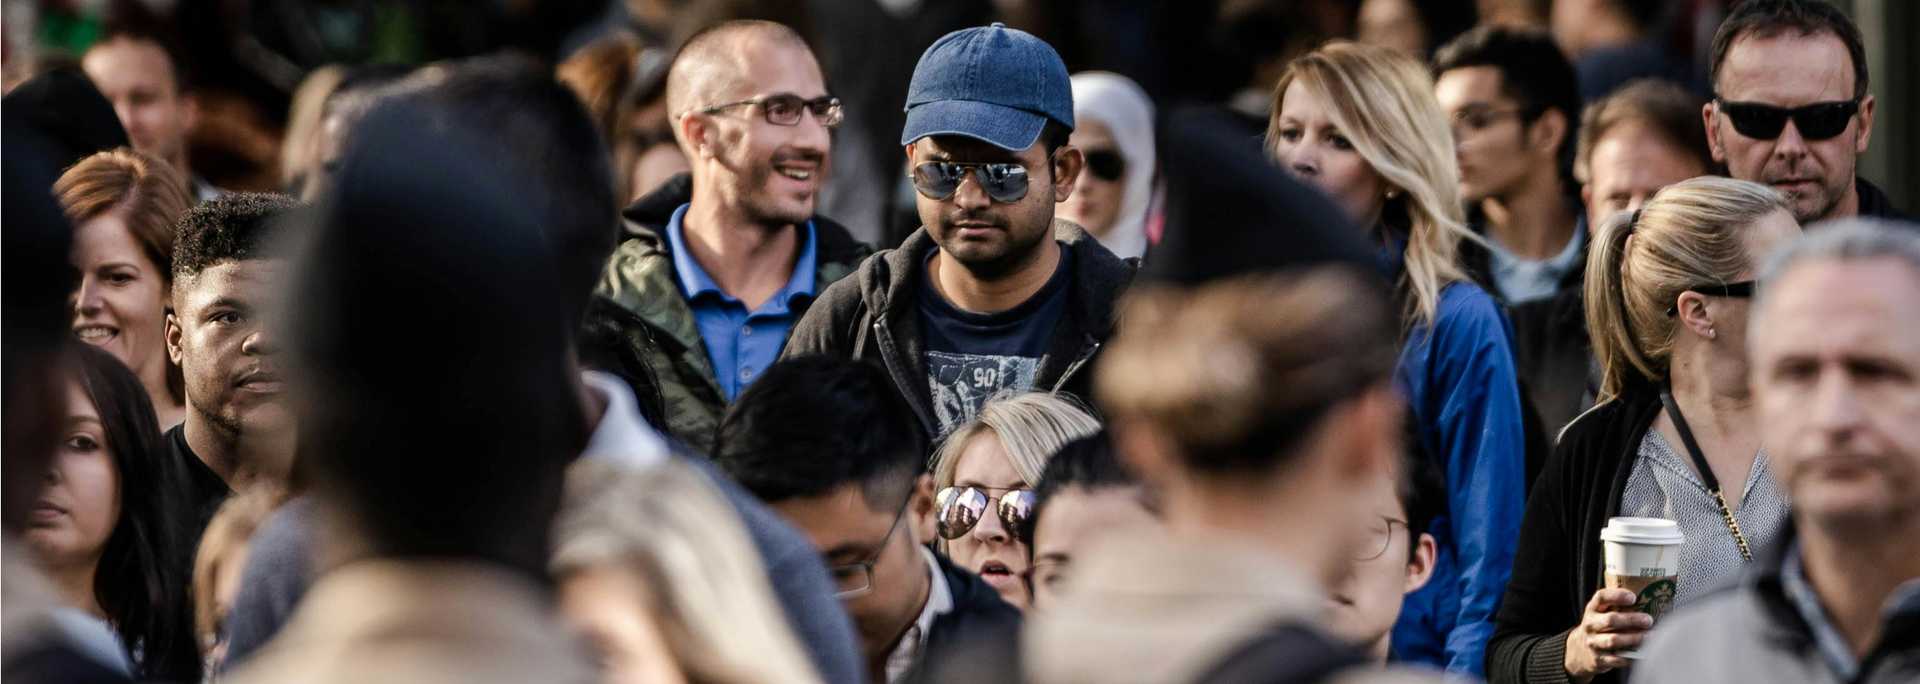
top-left (1715, 98), bottom-right (1861, 141)
top-left (936, 485), bottom-right (1037, 543)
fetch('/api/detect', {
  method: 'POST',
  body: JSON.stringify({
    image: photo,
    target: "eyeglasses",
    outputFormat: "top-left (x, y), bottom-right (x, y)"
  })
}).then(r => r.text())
top-left (1715, 98), bottom-right (1860, 141)
top-left (691, 94), bottom-right (843, 128)
top-left (1353, 516), bottom-right (1409, 562)
top-left (1666, 280), bottom-right (1755, 317)
top-left (1448, 107), bottom-right (1524, 138)
top-left (910, 154), bottom-right (1053, 204)
top-left (1082, 149), bottom-right (1125, 182)
top-left (935, 485), bottom-right (1036, 544)
top-left (827, 501), bottom-right (910, 600)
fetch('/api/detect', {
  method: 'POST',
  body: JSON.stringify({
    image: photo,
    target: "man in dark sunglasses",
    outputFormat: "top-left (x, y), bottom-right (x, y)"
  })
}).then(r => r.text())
top-left (787, 23), bottom-right (1137, 440)
top-left (599, 20), bottom-right (874, 456)
top-left (713, 357), bottom-right (1020, 684)
top-left (1705, 0), bottom-right (1907, 225)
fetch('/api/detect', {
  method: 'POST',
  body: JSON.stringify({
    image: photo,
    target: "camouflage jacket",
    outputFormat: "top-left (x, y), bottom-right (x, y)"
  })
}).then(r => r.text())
top-left (596, 174), bottom-right (872, 454)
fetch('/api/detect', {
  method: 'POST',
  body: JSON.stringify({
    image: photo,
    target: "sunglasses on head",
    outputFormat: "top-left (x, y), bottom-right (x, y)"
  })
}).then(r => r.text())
top-left (1715, 98), bottom-right (1860, 141)
top-left (1082, 149), bottom-right (1126, 182)
top-left (936, 485), bottom-right (1036, 544)
top-left (1667, 280), bottom-right (1755, 316)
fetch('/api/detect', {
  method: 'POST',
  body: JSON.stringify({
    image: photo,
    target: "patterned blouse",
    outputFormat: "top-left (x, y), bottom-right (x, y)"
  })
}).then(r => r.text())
top-left (1618, 430), bottom-right (1793, 607)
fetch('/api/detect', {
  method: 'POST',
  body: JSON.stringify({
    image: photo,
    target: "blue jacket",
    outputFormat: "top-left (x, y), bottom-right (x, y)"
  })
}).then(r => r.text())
top-left (1388, 279), bottom-right (1529, 677)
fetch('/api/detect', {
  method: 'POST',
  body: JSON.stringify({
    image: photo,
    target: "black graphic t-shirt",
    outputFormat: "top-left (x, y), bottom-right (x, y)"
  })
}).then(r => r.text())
top-left (919, 243), bottom-right (1073, 435)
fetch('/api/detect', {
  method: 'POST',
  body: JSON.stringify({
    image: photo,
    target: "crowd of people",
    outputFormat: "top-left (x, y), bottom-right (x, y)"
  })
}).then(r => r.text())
top-left (3, 0), bottom-right (1917, 684)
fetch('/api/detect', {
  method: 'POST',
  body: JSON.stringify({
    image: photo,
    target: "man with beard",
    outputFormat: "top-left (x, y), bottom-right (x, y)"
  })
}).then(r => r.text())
top-left (1705, 0), bottom-right (1908, 226)
top-left (598, 20), bottom-right (872, 455)
top-left (164, 193), bottom-right (298, 555)
top-left (786, 24), bottom-right (1135, 439)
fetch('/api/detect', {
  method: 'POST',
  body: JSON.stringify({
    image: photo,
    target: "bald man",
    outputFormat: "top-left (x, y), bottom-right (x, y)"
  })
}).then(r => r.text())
top-left (597, 20), bottom-right (872, 455)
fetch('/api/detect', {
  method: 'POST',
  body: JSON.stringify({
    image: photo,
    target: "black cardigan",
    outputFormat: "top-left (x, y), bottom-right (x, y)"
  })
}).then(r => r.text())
top-left (1485, 387), bottom-right (1662, 684)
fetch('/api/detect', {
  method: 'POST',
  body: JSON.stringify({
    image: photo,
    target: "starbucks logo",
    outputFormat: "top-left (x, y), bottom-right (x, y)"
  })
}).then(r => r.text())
top-left (1635, 578), bottom-right (1678, 619)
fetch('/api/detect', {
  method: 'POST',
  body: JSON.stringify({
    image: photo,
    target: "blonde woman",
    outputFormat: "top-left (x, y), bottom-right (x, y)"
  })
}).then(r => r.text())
top-left (1265, 40), bottom-right (1528, 674)
top-left (553, 459), bottom-right (826, 684)
top-left (929, 392), bottom-right (1100, 611)
top-left (1486, 177), bottom-right (1798, 684)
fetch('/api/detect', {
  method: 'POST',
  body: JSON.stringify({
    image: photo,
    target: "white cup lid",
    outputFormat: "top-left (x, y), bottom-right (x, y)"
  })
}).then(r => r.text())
top-left (1601, 516), bottom-right (1685, 545)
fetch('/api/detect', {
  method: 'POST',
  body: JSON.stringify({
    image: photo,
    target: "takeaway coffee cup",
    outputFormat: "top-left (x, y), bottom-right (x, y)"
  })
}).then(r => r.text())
top-left (1601, 517), bottom-right (1684, 628)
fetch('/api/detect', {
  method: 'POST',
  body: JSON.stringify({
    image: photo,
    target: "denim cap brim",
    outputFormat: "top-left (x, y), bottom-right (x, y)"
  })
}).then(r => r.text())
top-left (900, 99), bottom-right (1050, 151)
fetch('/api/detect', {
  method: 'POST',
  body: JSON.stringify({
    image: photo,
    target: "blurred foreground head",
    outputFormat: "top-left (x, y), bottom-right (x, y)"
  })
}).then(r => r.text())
top-left (287, 102), bottom-right (587, 575)
top-left (1097, 266), bottom-right (1402, 585)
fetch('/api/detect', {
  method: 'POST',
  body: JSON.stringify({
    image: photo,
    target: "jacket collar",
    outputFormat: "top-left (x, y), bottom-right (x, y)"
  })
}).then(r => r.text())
top-left (606, 173), bottom-right (871, 362)
top-left (1023, 532), bottom-right (1327, 684)
top-left (1855, 177), bottom-right (1913, 223)
top-left (856, 219), bottom-right (1133, 338)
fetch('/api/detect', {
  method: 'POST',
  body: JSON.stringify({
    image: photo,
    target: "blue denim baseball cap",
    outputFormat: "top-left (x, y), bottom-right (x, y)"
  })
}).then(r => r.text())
top-left (901, 23), bottom-right (1074, 151)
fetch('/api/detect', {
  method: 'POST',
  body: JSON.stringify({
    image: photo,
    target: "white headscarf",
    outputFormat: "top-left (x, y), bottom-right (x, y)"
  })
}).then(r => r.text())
top-left (1070, 72), bottom-right (1155, 261)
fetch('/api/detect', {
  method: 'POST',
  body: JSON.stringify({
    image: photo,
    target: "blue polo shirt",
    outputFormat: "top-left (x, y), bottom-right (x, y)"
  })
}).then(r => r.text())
top-left (667, 203), bottom-right (817, 400)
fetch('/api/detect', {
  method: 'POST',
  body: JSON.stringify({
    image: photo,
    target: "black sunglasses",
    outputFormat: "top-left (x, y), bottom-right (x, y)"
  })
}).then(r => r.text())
top-left (1715, 98), bottom-right (1860, 141)
top-left (912, 161), bottom-right (1036, 203)
top-left (693, 94), bottom-right (843, 127)
top-left (1082, 149), bottom-right (1126, 182)
top-left (1667, 280), bottom-right (1755, 316)
top-left (936, 485), bottom-right (1036, 544)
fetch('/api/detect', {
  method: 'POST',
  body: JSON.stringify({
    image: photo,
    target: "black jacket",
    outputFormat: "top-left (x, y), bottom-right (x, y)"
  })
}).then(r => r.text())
top-left (1459, 219), bottom-right (1597, 440)
top-left (916, 550), bottom-right (1024, 684)
top-left (1857, 177), bottom-right (1913, 223)
top-left (784, 220), bottom-right (1137, 439)
top-left (1485, 387), bottom-right (1662, 684)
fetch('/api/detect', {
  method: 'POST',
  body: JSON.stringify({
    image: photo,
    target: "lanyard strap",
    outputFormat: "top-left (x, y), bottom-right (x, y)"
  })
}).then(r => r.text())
top-left (1658, 388), bottom-right (1755, 562)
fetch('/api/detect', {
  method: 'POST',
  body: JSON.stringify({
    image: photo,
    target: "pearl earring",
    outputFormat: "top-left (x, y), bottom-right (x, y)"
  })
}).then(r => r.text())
top-left (1709, 327), bottom-right (1717, 339)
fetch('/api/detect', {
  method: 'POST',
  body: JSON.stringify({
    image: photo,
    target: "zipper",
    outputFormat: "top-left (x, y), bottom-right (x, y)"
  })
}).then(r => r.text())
top-left (871, 313), bottom-right (939, 435)
top-left (1049, 338), bottom-right (1102, 393)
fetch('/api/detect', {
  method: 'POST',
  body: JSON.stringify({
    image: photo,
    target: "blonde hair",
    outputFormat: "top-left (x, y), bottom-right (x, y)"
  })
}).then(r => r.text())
top-left (1266, 41), bottom-right (1472, 327)
top-left (1585, 176), bottom-right (1789, 403)
top-left (552, 459), bottom-right (825, 684)
top-left (192, 486), bottom-right (285, 650)
top-left (932, 391), bottom-right (1102, 492)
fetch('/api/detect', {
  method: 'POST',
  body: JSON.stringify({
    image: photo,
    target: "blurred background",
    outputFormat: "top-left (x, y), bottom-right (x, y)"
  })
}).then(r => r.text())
top-left (4, 0), bottom-right (1913, 244)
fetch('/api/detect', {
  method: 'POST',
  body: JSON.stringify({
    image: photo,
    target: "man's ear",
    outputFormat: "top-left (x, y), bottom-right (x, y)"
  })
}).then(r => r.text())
top-left (1404, 533), bottom-right (1437, 595)
top-left (677, 113), bottom-right (713, 159)
top-left (1051, 144), bottom-right (1083, 202)
top-left (1855, 94), bottom-right (1875, 155)
top-left (1528, 108), bottom-right (1569, 160)
top-left (166, 311), bottom-right (185, 366)
top-left (1703, 102), bottom-right (1728, 163)
top-left (909, 473), bottom-right (938, 545)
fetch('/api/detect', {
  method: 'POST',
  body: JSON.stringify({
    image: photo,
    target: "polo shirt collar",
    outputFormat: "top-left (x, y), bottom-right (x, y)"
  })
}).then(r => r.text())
top-left (666, 203), bottom-right (819, 314)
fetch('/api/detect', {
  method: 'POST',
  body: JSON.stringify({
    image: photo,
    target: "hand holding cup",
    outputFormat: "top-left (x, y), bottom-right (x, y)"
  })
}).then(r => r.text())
top-left (1563, 588), bottom-right (1655, 683)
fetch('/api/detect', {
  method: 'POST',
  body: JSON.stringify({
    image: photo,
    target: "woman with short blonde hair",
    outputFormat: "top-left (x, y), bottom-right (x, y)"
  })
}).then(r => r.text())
top-left (930, 392), bottom-right (1100, 611)
top-left (1265, 40), bottom-right (1529, 672)
top-left (553, 459), bottom-right (825, 684)
top-left (1489, 177), bottom-right (1798, 684)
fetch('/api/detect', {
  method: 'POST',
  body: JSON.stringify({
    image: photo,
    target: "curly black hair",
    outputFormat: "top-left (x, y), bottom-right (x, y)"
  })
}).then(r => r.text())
top-left (171, 192), bottom-right (299, 281)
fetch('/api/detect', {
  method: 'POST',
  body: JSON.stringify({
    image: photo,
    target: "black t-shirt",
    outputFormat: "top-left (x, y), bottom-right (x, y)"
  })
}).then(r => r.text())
top-left (918, 242), bottom-right (1073, 434)
top-left (163, 423), bottom-right (233, 562)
